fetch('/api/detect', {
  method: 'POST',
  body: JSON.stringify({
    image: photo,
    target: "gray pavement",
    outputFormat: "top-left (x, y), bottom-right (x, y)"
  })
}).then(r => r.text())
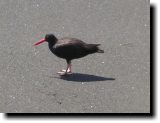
top-left (0, 0), bottom-right (150, 113)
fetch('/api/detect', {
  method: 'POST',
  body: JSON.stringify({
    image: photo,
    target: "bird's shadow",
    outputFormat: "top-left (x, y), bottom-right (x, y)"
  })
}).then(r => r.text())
top-left (54, 73), bottom-right (115, 82)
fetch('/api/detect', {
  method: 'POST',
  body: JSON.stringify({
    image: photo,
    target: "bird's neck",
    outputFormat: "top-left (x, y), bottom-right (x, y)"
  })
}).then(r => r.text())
top-left (48, 40), bottom-right (57, 49)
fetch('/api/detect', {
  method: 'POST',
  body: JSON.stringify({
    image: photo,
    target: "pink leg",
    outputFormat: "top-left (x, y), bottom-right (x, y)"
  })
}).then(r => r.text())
top-left (67, 64), bottom-right (72, 73)
top-left (65, 64), bottom-right (70, 73)
top-left (57, 64), bottom-right (72, 75)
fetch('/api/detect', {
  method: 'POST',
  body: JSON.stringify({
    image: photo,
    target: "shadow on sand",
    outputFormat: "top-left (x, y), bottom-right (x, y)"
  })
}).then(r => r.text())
top-left (55, 73), bottom-right (115, 82)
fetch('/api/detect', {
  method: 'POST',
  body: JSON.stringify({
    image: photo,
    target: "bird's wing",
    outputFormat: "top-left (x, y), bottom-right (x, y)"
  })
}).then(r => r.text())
top-left (54, 38), bottom-right (86, 49)
top-left (53, 38), bottom-right (88, 59)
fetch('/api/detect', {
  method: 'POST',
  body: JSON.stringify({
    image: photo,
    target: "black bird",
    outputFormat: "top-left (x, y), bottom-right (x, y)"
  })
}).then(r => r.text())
top-left (34, 34), bottom-right (104, 75)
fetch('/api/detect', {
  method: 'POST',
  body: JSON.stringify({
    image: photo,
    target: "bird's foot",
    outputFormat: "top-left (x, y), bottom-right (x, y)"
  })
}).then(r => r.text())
top-left (57, 69), bottom-right (72, 76)
top-left (57, 71), bottom-right (67, 76)
top-left (61, 69), bottom-right (72, 74)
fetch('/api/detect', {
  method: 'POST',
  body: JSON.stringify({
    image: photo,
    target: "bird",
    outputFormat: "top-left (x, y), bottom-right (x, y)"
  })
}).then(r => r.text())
top-left (34, 34), bottom-right (104, 75)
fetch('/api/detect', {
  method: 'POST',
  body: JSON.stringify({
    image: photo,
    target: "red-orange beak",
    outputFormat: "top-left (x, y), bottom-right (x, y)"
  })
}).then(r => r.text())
top-left (33, 39), bottom-right (45, 46)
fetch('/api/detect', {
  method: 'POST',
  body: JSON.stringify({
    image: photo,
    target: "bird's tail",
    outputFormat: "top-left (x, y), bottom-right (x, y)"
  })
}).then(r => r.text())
top-left (86, 44), bottom-right (104, 54)
top-left (97, 48), bottom-right (104, 53)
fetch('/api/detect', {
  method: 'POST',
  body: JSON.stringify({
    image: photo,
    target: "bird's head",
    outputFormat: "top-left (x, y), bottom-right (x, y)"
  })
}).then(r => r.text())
top-left (34, 34), bottom-right (57, 46)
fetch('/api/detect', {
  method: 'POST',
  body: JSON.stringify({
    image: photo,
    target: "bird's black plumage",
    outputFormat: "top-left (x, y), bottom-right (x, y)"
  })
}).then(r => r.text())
top-left (46, 34), bottom-right (104, 63)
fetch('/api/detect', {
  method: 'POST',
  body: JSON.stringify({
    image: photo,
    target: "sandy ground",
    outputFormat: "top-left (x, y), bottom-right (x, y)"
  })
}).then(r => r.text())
top-left (0, 0), bottom-right (150, 113)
